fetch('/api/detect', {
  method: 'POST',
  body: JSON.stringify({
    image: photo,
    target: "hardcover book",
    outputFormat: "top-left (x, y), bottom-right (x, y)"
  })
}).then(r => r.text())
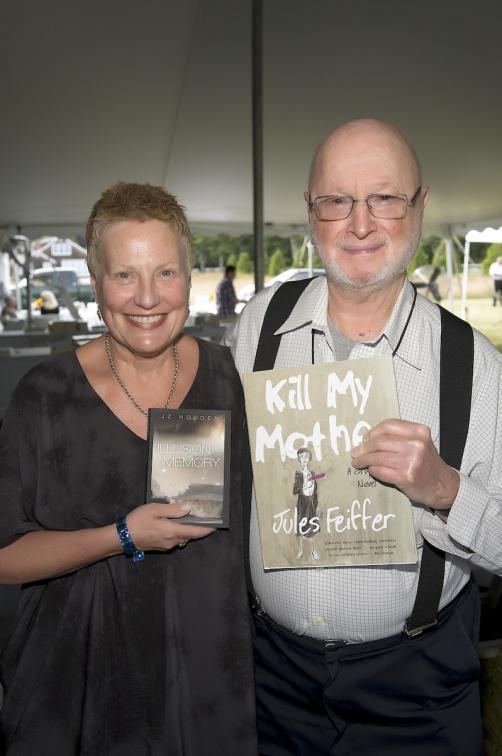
top-left (147, 409), bottom-right (231, 528)
top-left (243, 356), bottom-right (418, 569)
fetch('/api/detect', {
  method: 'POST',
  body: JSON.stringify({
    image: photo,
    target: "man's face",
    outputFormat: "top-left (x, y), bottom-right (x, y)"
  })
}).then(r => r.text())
top-left (308, 123), bottom-right (426, 292)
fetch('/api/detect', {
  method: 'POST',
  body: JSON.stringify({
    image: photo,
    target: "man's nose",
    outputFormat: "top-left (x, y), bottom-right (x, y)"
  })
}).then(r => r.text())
top-left (346, 200), bottom-right (376, 237)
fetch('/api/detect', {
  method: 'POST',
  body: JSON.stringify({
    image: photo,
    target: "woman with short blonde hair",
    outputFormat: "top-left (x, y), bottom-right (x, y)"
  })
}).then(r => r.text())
top-left (0, 182), bottom-right (256, 755)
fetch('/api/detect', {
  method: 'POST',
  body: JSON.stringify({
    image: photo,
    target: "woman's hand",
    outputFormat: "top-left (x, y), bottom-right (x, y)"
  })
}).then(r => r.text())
top-left (0, 503), bottom-right (214, 585)
top-left (125, 502), bottom-right (215, 551)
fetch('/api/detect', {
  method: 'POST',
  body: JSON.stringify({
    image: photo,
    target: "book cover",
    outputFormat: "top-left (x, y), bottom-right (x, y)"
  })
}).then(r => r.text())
top-left (243, 356), bottom-right (418, 568)
top-left (146, 409), bottom-right (231, 528)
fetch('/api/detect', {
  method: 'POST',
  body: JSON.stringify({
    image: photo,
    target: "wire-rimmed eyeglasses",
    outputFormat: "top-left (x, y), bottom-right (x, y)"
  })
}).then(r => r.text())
top-left (305, 186), bottom-right (422, 221)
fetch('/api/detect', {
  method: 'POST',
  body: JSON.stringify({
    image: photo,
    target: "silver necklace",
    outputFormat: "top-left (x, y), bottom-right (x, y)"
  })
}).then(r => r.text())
top-left (104, 333), bottom-right (180, 417)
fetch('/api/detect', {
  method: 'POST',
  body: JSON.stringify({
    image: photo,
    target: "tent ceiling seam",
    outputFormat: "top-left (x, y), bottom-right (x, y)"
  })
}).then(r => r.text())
top-left (160, 0), bottom-right (201, 189)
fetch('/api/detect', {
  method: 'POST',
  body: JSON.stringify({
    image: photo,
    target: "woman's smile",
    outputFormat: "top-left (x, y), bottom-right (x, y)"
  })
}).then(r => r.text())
top-left (127, 313), bottom-right (165, 325)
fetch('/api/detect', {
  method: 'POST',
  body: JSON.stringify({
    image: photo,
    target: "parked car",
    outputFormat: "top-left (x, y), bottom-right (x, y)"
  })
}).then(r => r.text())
top-left (237, 267), bottom-right (325, 303)
top-left (18, 268), bottom-right (95, 309)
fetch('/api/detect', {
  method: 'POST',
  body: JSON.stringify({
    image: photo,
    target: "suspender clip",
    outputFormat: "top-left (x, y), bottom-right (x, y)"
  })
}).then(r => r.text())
top-left (404, 619), bottom-right (438, 638)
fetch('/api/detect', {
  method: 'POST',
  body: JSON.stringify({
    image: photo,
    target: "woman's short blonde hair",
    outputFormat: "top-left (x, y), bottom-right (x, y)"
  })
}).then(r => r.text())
top-left (86, 182), bottom-right (193, 279)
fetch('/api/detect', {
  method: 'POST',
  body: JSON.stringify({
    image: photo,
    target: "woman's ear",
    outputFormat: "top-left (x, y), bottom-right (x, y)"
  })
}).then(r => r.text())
top-left (90, 275), bottom-right (98, 302)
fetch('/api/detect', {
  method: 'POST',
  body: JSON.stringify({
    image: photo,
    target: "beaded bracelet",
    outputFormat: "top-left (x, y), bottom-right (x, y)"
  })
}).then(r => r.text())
top-left (115, 517), bottom-right (145, 563)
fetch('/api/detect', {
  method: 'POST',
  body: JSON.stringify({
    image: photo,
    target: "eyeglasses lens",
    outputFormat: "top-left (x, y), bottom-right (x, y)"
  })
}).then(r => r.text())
top-left (316, 195), bottom-right (408, 221)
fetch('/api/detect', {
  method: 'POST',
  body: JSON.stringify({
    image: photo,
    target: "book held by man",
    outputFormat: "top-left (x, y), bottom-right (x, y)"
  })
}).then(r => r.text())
top-left (146, 409), bottom-right (231, 528)
top-left (243, 356), bottom-right (417, 569)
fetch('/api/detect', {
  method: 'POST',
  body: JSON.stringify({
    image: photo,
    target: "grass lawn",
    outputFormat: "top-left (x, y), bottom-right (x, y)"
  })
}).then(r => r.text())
top-left (441, 297), bottom-right (502, 353)
top-left (191, 270), bottom-right (502, 352)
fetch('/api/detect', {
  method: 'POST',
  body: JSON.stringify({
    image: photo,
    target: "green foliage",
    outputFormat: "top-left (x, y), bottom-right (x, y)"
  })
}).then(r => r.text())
top-left (407, 236), bottom-right (439, 274)
top-left (407, 236), bottom-right (465, 275)
top-left (408, 236), bottom-right (442, 274)
top-left (311, 251), bottom-right (323, 268)
top-left (191, 232), bottom-right (299, 270)
top-left (268, 248), bottom-right (286, 276)
top-left (237, 251), bottom-right (252, 274)
top-left (265, 236), bottom-right (292, 269)
top-left (191, 233), bottom-right (253, 269)
top-left (407, 243), bottom-right (430, 275)
top-left (469, 241), bottom-right (491, 264)
top-left (422, 236), bottom-right (442, 262)
top-left (482, 244), bottom-right (502, 275)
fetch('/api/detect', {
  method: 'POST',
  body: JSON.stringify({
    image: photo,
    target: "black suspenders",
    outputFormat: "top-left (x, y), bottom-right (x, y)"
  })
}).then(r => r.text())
top-left (405, 305), bottom-right (474, 634)
top-left (252, 278), bottom-right (313, 372)
top-left (251, 279), bottom-right (474, 635)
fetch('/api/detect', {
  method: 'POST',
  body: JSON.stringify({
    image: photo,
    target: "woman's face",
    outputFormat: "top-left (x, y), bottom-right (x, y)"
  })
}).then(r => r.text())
top-left (93, 219), bottom-right (190, 357)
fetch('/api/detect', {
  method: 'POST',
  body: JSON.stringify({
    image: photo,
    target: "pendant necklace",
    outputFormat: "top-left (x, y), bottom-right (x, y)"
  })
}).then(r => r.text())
top-left (104, 333), bottom-right (180, 417)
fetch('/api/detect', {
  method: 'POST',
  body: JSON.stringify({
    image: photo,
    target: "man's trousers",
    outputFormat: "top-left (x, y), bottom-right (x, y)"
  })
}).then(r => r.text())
top-left (252, 579), bottom-right (482, 755)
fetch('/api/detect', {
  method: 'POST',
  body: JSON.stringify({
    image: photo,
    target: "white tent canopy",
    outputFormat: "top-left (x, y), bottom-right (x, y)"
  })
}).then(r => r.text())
top-left (461, 227), bottom-right (502, 318)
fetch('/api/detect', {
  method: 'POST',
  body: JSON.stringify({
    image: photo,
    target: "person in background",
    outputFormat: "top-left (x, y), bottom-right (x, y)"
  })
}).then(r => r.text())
top-left (216, 263), bottom-right (240, 317)
top-left (489, 255), bottom-right (502, 305)
top-left (38, 289), bottom-right (60, 315)
top-left (0, 296), bottom-right (19, 322)
top-left (229, 118), bottom-right (502, 755)
top-left (0, 182), bottom-right (256, 755)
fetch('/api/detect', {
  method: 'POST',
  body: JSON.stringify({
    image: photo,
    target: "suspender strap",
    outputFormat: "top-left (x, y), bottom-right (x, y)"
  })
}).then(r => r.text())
top-left (252, 278), bottom-right (313, 371)
top-left (405, 305), bottom-right (474, 636)
top-left (438, 307), bottom-right (474, 469)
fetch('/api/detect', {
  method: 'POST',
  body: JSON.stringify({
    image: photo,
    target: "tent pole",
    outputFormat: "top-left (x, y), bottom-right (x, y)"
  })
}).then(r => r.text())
top-left (252, 0), bottom-right (264, 293)
top-left (444, 236), bottom-right (454, 310)
top-left (306, 239), bottom-right (314, 276)
top-left (461, 240), bottom-right (470, 320)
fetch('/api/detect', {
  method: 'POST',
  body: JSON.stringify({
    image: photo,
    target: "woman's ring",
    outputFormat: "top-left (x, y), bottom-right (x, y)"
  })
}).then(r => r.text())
top-left (178, 540), bottom-right (188, 549)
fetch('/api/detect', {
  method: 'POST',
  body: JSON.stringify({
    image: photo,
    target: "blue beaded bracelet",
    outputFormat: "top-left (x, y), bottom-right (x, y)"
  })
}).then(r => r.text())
top-left (115, 517), bottom-right (145, 563)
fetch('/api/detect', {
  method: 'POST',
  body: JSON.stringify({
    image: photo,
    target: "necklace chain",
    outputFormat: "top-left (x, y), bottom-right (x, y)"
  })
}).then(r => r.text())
top-left (104, 333), bottom-right (180, 417)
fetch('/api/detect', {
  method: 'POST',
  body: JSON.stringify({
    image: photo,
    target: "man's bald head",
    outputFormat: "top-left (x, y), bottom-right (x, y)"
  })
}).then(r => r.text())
top-left (308, 118), bottom-right (422, 194)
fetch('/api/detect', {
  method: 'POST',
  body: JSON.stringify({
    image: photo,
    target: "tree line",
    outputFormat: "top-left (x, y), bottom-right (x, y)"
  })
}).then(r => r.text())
top-left (192, 232), bottom-right (502, 277)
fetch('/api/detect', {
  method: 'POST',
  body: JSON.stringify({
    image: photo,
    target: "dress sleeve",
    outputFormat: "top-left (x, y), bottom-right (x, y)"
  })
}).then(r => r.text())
top-left (0, 378), bottom-right (44, 547)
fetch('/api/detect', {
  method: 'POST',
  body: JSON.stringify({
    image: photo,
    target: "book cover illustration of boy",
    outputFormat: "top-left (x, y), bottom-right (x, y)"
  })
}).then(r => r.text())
top-left (293, 447), bottom-right (326, 561)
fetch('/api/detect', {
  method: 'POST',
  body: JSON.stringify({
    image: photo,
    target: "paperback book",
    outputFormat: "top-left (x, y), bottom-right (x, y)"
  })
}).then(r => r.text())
top-left (243, 356), bottom-right (418, 569)
top-left (147, 409), bottom-right (231, 528)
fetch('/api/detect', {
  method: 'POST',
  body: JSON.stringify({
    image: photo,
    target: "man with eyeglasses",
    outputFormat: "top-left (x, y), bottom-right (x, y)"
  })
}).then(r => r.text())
top-left (228, 118), bottom-right (502, 755)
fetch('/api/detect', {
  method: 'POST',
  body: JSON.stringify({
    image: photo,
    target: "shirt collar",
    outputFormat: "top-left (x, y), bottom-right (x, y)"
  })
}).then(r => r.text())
top-left (379, 279), bottom-right (421, 369)
top-left (275, 276), bottom-right (422, 369)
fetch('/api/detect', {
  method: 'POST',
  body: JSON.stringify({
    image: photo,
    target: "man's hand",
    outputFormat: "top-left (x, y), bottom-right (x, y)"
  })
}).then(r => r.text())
top-left (351, 418), bottom-right (460, 511)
